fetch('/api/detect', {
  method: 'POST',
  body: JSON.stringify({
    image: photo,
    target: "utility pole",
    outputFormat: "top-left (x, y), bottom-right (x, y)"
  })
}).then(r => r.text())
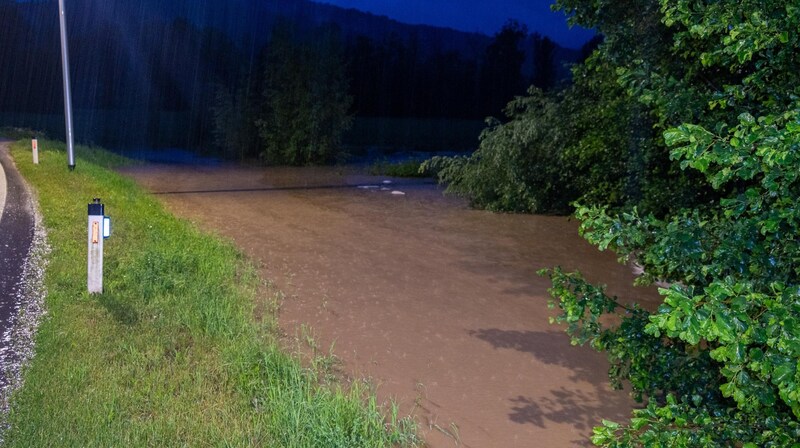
top-left (58, 0), bottom-right (75, 171)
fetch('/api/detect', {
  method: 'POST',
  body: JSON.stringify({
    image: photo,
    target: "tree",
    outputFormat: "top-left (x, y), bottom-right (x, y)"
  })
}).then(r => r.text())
top-left (480, 20), bottom-right (528, 116)
top-left (210, 78), bottom-right (259, 161)
top-left (257, 23), bottom-right (352, 165)
top-left (531, 33), bottom-right (557, 91)
top-left (543, 0), bottom-right (800, 445)
top-left (424, 47), bottom-right (641, 214)
top-left (424, 89), bottom-right (570, 213)
top-left (427, 0), bottom-right (723, 216)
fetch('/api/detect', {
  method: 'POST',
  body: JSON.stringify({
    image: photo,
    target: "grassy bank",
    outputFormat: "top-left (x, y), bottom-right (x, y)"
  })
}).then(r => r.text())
top-left (4, 139), bottom-right (418, 447)
top-left (369, 159), bottom-right (427, 178)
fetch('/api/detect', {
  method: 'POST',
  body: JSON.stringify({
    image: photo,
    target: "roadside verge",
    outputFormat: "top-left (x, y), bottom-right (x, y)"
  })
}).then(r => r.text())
top-left (0, 141), bottom-right (48, 443)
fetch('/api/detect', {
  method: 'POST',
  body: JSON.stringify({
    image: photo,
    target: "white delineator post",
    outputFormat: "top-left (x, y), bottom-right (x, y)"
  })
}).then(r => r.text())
top-left (88, 198), bottom-right (104, 294)
top-left (32, 139), bottom-right (39, 164)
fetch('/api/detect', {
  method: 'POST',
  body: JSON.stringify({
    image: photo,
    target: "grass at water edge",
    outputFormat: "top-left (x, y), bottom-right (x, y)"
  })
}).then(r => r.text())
top-left (368, 159), bottom-right (428, 178)
top-left (3, 139), bottom-right (419, 447)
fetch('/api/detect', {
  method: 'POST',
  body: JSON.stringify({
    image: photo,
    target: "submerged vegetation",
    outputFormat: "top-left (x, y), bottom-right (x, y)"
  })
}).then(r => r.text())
top-left (369, 159), bottom-right (427, 178)
top-left (4, 139), bottom-right (418, 447)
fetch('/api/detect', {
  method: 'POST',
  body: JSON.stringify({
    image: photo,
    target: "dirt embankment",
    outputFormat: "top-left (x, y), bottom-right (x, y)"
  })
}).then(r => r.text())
top-left (122, 164), bottom-right (659, 448)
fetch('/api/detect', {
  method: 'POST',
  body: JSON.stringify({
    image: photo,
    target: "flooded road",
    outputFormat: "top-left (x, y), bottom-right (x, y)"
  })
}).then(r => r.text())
top-left (121, 164), bottom-right (659, 448)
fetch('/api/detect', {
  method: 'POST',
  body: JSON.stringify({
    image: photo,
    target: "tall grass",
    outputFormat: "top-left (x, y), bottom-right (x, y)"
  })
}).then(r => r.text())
top-left (4, 139), bottom-right (418, 447)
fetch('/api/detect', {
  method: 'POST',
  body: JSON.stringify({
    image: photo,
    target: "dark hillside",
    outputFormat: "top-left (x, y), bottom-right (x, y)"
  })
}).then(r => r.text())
top-left (1, 0), bottom-right (589, 150)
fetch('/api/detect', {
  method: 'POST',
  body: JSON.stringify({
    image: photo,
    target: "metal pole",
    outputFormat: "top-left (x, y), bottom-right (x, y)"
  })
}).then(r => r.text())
top-left (58, 0), bottom-right (75, 171)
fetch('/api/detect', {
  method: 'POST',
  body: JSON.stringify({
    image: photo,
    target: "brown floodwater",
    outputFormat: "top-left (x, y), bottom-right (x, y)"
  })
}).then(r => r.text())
top-left (121, 164), bottom-right (660, 448)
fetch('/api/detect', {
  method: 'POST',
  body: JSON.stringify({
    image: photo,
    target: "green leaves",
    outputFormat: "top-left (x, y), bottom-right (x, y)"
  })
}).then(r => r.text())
top-left (548, 1), bottom-right (800, 439)
top-left (663, 127), bottom-right (690, 147)
top-left (534, 1), bottom-right (800, 443)
top-left (666, 109), bottom-right (800, 194)
top-left (571, 106), bottom-right (800, 444)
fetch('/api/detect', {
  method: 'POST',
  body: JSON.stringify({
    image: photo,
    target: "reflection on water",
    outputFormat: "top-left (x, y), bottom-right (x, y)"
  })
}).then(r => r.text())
top-left (115, 148), bottom-right (221, 166)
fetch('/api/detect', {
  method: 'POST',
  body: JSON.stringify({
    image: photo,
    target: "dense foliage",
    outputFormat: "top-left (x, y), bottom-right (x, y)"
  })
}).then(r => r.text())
top-left (425, 88), bottom-right (576, 213)
top-left (211, 76), bottom-right (260, 161)
top-left (255, 23), bottom-right (353, 165)
top-left (423, 62), bottom-right (631, 213)
top-left (208, 18), bottom-right (570, 163)
top-left (428, 0), bottom-right (733, 215)
top-left (430, 0), bottom-right (800, 444)
top-left (537, 0), bottom-right (800, 446)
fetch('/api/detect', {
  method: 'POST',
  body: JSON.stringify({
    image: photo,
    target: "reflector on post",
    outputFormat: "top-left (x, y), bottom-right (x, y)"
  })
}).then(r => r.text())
top-left (103, 216), bottom-right (111, 239)
top-left (32, 139), bottom-right (39, 165)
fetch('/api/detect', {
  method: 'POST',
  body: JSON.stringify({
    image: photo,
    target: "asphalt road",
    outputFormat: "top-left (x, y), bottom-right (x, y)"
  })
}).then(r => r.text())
top-left (0, 141), bottom-right (35, 387)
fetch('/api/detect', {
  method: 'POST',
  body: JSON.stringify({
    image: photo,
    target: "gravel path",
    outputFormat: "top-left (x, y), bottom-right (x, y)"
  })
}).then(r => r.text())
top-left (0, 142), bottom-right (49, 440)
top-left (0, 143), bottom-right (7, 221)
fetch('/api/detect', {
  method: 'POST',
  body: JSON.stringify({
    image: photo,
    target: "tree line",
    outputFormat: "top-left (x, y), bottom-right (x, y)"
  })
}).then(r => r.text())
top-left (211, 19), bottom-right (572, 164)
top-left (0, 0), bottom-right (571, 155)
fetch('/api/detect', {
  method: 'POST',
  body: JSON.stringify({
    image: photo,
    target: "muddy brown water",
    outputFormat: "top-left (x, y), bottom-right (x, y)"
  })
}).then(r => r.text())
top-left (121, 164), bottom-right (660, 448)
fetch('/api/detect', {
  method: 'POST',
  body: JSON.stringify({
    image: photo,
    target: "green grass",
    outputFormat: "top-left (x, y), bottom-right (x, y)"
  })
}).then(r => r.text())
top-left (4, 139), bottom-right (419, 447)
top-left (369, 159), bottom-right (428, 178)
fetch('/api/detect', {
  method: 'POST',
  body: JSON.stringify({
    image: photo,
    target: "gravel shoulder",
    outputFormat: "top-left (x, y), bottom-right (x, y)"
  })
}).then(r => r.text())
top-left (0, 142), bottom-right (49, 440)
top-left (0, 141), bottom-right (7, 220)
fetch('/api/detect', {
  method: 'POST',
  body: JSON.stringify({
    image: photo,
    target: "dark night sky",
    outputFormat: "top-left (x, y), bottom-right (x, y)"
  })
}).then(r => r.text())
top-left (314, 0), bottom-right (595, 48)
